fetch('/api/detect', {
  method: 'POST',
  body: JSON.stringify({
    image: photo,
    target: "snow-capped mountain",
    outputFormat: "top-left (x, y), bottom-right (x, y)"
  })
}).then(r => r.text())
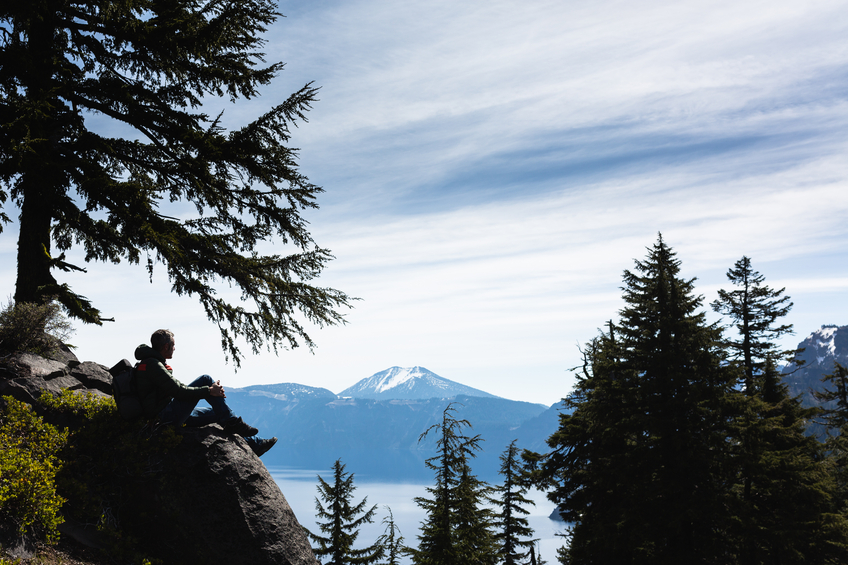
top-left (783, 324), bottom-right (848, 406)
top-left (338, 366), bottom-right (501, 401)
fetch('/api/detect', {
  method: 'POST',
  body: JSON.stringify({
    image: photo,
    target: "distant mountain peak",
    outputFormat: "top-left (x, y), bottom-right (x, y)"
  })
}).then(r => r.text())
top-left (783, 324), bottom-right (848, 406)
top-left (807, 325), bottom-right (843, 364)
top-left (339, 366), bottom-right (499, 401)
top-left (371, 366), bottom-right (428, 394)
top-left (809, 325), bottom-right (839, 356)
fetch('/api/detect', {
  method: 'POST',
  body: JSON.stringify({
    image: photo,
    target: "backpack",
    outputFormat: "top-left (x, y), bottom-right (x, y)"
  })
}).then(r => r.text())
top-left (109, 359), bottom-right (144, 420)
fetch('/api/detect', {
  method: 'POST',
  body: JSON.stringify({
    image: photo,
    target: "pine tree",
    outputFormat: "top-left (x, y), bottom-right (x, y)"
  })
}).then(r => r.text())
top-left (491, 440), bottom-right (536, 565)
top-left (306, 459), bottom-right (384, 565)
top-left (376, 507), bottom-right (404, 565)
top-left (730, 357), bottom-right (847, 563)
top-left (815, 362), bottom-right (848, 433)
top-left (815, 363), bottom-right (848, 514)
top-left (527, 235), bottom-right (739, 564)
top-left (0, 1), bottom-right (351, 363)
top-left (409, 403), bottom-right (496, 565)
top-left (712, 256), bottom-right (848, 562)
top-left (711, 256), bottom-right (795, 393)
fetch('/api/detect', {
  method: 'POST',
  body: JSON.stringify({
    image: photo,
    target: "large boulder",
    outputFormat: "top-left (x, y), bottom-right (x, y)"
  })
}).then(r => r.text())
top-left (0, 352), bottom-right (319, 565)
top-left (139, 425), bottom-right (318, 565)
top-left (67, 361), bottom-right (113, 396)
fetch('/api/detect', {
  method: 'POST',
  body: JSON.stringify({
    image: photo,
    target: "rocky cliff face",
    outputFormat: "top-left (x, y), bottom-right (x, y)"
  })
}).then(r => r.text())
top-left (0, 349), bottom-right (318, 565)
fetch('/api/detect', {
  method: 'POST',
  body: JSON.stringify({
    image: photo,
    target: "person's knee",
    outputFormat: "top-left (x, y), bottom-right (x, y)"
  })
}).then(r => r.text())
top-left (194, 374), bottom-right (214, 386)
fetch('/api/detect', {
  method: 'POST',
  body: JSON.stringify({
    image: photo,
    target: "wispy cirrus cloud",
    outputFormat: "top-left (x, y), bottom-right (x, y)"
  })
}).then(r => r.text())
top-left (3, 0), bottom-right (848, 404)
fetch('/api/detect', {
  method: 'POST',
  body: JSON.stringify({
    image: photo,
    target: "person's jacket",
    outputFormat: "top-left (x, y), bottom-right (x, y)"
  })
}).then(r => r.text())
top-left (133, 344), bottom-right (209, 418)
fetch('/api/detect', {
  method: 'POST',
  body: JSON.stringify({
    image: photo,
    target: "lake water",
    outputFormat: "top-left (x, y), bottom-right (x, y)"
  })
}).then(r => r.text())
top-left (270, 465), bottom-right (567, 564)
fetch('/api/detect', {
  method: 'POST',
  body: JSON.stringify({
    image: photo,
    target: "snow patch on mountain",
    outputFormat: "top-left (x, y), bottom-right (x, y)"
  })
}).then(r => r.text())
top-left (783, 324), bottom-right (848, 406)
top-left (374, 366), bottom-right (427, 393)
top-left (815, 326), bottom-right (838, 362)
top-left (339, 366), bottom-right (500, 401)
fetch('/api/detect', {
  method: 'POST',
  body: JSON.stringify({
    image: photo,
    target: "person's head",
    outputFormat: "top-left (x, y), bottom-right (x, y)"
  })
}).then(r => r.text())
top-left (151, 329), bottom-right (175, 359)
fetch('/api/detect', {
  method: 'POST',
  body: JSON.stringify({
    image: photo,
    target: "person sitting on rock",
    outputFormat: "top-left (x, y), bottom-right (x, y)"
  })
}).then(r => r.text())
top-left (134, 328), bottom-right (277, 457)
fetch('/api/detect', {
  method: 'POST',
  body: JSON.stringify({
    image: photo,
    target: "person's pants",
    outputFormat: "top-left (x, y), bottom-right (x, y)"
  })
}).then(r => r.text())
top-left (157, 375), bottom-right (264, 450)
top-left (158, 374), bottom-right (235, 426)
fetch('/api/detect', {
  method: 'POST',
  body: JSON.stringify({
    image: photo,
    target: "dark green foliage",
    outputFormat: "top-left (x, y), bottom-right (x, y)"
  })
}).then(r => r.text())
top-left (527, 235), bottom-right (739, 564)
top-left (1, 0), bottom-right (352, 363)
top-left (306, 459), bottom-right (384, 565)
top-left (711, 256), bottom-right (795, 393)
top-left (38, 390), bottom-right (181, 563)
top-left (815, 362), bottom-right (848, 433)
top-left (712, 257), bottom-right (848, 562)
top-left (0, 396), bottom-right (67, 543)
top-left (0, 299), bottom-right (73, 356)
top-left (815, 363), bottom-right (848, 513)
top-left (409, 403), bottom-right (496, 565)
top-left (491, 440), bottom-right (536, 565)
top-left (728, 358), bottom-right (848, 563)
top-left (526, 242), bottom-right (848, 564)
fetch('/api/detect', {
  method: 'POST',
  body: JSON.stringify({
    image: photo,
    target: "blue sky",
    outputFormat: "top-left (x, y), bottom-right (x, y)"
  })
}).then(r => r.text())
top-left (2, 0), bottom-right (848, 405)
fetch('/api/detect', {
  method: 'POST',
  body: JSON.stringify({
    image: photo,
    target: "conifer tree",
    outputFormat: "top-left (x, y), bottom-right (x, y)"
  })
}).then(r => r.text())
top-left (729, 357), bottom-right (847, 563)
top-left (815, 362), bottom-right (848, 433)
top-left (527, 235), bottom-right (739, 564)
top-left (711, 256), bottom-right (795, 393)
top-left (491, 440), bottom-right (536, 565)
top-left (306, 459), bottom-right (384, 565)
top-left (528, 543), bottom-right (549, 565)
top-left (453, 464), bottom-right (498, 564)
top-left (1, 1), bottom-right (351, 363)
top-left (376, 507), bottom-right (404, 565)
top-left (409, 404), bottom-right (496, 565)
top-left (815, 362), bottom-right (848, 513)
top-left (712, 257), bottom-right (848, 562)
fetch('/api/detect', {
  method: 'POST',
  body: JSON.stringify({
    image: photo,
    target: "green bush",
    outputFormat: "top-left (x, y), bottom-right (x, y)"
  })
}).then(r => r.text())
top-left (0, 299), bottom-right (73, 356)
top-left (0, 397), bottom-right (68, 542)
top-left (0, 390), bottom-right (181, 562)
top-left (39, 390), bottom-right (179, 563)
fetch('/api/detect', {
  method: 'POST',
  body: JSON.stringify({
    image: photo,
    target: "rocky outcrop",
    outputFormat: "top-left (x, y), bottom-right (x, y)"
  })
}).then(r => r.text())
top-left (0, 351), bottom-right (319, 565)
top-left (146, 425), bottom-right (317, 565)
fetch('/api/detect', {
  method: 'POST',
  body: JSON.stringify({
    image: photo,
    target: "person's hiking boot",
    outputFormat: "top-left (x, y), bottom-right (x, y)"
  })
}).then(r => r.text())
top-left (223, 416), bottom-right (258, 437)
top-left (251, 437), bottom-right (277, 457)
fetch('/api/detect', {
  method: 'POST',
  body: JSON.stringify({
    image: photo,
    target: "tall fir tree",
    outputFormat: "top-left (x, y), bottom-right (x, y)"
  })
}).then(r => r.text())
top-left (1, 1), bottom-right (351, 362)
top-left (306, 459), bottom-right (384, 565)
top-left (409, 403), bottom-right (496, 565)
top-left (527, 235), bottom-right (739, 564)
top-left (712, 257), bottom-right (847, 562)
top-left (491, 440), bottom-right (537, 565)
top-left (711, 256), bottom-right (795, 393)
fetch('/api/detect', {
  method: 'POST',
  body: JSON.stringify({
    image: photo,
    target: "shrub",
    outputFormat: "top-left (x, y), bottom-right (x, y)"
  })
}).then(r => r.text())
top-left (0, 299), bottom-right (73, 356)
top-left (0, 389), bottom-right (181, 563)
top-left (39, 390), bottom-right (180, 563)
top-left (0, 397), bottom-right (68, 543)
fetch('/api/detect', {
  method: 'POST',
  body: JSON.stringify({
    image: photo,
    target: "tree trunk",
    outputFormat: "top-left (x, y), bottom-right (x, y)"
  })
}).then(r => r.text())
top-left (14, 174), bottom-right (58, 304)
top-left (13, 8), bottom-right (61, 305)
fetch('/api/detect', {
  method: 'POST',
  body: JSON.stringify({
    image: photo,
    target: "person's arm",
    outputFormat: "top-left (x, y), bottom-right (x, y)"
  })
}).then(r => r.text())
top-left (147, 361), bottom-right (210, 402)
